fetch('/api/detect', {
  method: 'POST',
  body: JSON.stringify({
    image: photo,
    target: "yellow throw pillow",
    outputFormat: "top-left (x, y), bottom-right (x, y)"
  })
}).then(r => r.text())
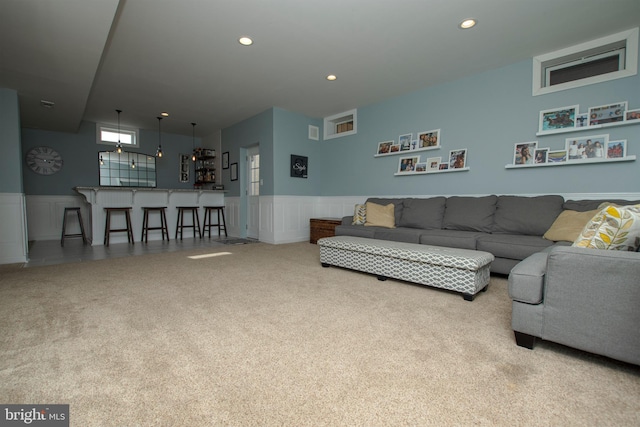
top-left (543, 209), bottom-right (600, 242)
top-left (364, 202), bottom-right (396, 228)
top-left (352, 203), bottom-right (367, 225)
top-left (572, 204), bottom-right (640, 251)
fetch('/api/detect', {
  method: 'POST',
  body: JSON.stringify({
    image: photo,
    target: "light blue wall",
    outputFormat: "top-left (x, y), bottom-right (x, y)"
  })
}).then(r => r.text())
top-left (0, 88), bottom-right (23, 193)
top-left (221, 108), bottom-right (274, 197)
top-left (22, 121), bottom-right (201, 195)
top-left (318, 58), bottom-right (640, 196)
top-left (273, 108), bottom-right (323, 196)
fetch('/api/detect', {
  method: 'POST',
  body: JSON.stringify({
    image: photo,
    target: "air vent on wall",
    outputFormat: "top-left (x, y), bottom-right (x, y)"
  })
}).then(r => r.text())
top-left (308, 125), bottom-right (319, 141)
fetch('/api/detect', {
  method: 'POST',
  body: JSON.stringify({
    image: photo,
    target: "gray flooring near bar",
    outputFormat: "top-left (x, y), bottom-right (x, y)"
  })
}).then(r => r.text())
top-left (24, 236), bottom-right (256, 268)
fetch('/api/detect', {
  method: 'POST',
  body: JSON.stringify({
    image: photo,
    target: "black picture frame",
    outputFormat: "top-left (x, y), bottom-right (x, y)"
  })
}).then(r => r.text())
top-left (222, 152), bottom-right (229, 169)
top-left (230, 162), bottom-right (238, 181)
top-left (290, 154), bottom-right (308, 178)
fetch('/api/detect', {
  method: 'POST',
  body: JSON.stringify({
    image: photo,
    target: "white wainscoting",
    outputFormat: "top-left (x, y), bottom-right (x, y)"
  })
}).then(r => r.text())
top-left (225, 193), bottom-right (640, 245)
top-left (224, 195), bottom-right (366, 244)
top-left (0, 193), bottom-right (28, 264)
top-left (24, 192), bottom-right (640, 248)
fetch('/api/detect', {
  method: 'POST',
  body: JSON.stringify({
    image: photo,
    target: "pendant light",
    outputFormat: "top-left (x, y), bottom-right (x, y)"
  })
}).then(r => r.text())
top-left (131, 157), bottom-right (136, 169)
top-left (191, 122), bottom-right (197, 161)
top-left (115, 109), bottom-right (123, 154)
top-left (156, 116), bottom-right (163, 158)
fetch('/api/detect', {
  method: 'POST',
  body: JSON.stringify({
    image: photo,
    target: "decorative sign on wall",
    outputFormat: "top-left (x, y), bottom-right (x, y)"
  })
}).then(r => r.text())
top-left (179, 154), bottom-right (190, 182)
top-left (290, 154), bottom-right (308, 178)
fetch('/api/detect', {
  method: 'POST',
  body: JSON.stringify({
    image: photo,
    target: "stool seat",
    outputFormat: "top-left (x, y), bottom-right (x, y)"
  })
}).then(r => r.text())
top-left (141, 207), bottom-right (170, 242)
top-left (104, 207), bottom-right (134, 246)
top-left (175, 206), bottom-right (202, 240)
top-left (61, 207), bottom-right (87, 246)
top-left (203, 206), bottom-right (227, 238)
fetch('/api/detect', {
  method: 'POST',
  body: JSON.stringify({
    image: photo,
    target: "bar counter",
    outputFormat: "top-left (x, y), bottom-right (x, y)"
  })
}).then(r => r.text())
top-left (74, 187), bottom-right (225, 245)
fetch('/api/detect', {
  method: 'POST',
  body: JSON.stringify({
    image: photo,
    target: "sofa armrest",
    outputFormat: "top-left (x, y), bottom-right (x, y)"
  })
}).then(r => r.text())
top-left (341, 216), bottom-right (353, 225)
top-left (542, 246), bottom-right (640, 365)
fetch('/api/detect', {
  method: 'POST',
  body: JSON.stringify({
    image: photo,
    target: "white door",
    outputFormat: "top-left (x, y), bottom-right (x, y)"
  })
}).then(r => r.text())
top-left (246, 145), bottom-right (260, 239)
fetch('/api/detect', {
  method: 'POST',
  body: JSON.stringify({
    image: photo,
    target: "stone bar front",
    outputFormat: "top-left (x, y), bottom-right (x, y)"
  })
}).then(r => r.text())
top-left (74, 187), bottom-right (225, 245)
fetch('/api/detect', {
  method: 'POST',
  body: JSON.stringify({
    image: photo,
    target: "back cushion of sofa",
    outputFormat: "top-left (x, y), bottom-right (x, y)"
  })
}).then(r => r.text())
top-left (563, 199), bottom-right (640, 212)
top-left (366, 198), bottom-right (404, 225)
top-left (492, 195), bottom-right (564, 236)
top-left (442, 195), bottom-right (497, 232)
top-left (398, 197), bottom-right (446, 229)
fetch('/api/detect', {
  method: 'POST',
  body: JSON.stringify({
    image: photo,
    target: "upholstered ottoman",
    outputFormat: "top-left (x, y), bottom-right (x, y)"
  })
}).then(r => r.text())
top-left (318, 236), bottom-right (494, 301)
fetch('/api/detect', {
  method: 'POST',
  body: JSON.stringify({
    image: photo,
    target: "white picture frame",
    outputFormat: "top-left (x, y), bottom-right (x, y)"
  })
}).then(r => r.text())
top-left (513, 142), bottom-right (537, 165)
top-left (426, 157), bottom-right (441, 172)
top-left (588, 101), bottom-right (627, 126)
top-left (539, 105), bottom-right (579, 132)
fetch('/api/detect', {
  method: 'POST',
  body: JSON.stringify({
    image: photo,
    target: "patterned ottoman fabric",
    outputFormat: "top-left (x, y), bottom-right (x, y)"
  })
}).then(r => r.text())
top-left (318, 235), bottom-right (494, 300)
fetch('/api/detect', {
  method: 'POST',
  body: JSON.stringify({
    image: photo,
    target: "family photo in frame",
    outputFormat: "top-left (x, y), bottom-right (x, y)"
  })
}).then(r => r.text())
top-left (539, 105), bottom-right (578, 132)
top-left (513, 142), bottom-right (538, 165)
top-left (565, 134), bottom-right (608, 160)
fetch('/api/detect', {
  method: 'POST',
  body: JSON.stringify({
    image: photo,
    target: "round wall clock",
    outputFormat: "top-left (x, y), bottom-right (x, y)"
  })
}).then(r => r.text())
top-left (26, 146), bottom-right (64, 175)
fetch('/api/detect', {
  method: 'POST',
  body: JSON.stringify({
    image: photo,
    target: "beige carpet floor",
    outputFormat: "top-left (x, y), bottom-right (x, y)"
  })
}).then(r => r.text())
top-left (1, 242), bottom-right (638, 426)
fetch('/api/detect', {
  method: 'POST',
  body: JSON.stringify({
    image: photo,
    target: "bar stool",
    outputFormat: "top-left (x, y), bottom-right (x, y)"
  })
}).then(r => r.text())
top-left (104, 207), bottom-right (134, 246)
top-left (202, 206), bottom-right (228, 238)
top-left (141, 207), bottom-right (170, 242)
top-left (61, 207), bottom-right (87, 246)
top-left (175, 206), bottom-right (202, 240)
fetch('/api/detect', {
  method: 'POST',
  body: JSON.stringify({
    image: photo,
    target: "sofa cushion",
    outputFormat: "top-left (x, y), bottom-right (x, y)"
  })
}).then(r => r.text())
top-left (563, 199), bottom-right (640, 212)
top-left (442, 195), bottom-right (497, 232)
top-left (352, 203), bottom-right (366, 225)
top-left (335, 224), bottom-right (376, 239)
top-left (492, 195), bottom-right (564, 236)
top-left (477, 234), bottom-right (554, 260)
top-left (572, 204), bottom-right (640, 251)
top-left (543, 209), bottom-right (600, 242)
top-left (398, 197), bottom-right (446, 229)
top-left (508, 252), bottom-right (549, 304)
top-left (419, 229), bottom-right (483, 250)
top-left (373, 227), bottom-right (423, 243)
top-left (366, 198), bottom-right (404, 224)
top-left (364, 202), bottom-right (396, 228)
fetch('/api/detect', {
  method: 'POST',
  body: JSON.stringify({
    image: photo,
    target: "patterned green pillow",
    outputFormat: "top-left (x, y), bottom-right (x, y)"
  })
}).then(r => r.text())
top-left (352, 203), bottom-right (366, 225)
top-left (572, 204), bottom-right (640, 251)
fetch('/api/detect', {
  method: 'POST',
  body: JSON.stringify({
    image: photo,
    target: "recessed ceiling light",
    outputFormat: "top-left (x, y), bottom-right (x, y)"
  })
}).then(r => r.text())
top-left (161, 112), bottom-right (169, 117)
top-left (238, 36), bottom-right (253, 46)
top-left (326, 74), bottom-right (337, 81)
top-left (459, 18), bottom-right (477, 29)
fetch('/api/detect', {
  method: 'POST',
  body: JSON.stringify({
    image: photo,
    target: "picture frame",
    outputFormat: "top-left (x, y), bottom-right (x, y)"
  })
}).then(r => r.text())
top-left (376, 140), bottom-right (394, 155)
top-left (390, 144), bottom-right (400, 153)
top-left (426, 157), bottom-right (441, 172)
top-left (417, 129), bottom-right (440, 149)
top-left (513, 142), bottom-right (537, 165)
top-left (588, 101), bottom-right (627, 126)
top-left (534, 147), bottom-right (549, 164)
top-left (290, 154), bottom-right (308, 178)
top-left (397, 155), bottom-right (420, 173)
top-left (606, 140), bottom-right (626, 159)
top-left (625, 109), bottom-right (640, 121)
top-left (547, 150), bottom-right (567, 163)
top-left (414, 162), bottom-right (427, 172)
top-left (565, 134), bottom-right (608, 160)
top-left (222, 152), bottom-right (229, 169)
top-left (539, 105), bottom-right (579, 132)
top-left (575, 113), bottom-right (588, 128)
top-left (398, 134), bottom-right (412, 151)
top-left (230, 162), bottom-right (238, 181)
top-left (438, 163), bottom-right (449, 171)
top-left (449, 148), bottom-right (467, 169)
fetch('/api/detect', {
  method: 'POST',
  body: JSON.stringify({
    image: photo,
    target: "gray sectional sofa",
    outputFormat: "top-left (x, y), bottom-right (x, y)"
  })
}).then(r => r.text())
top-left (335, 195), bottom-right (640, 365)
top-left (336, 195), bottom-right (569, 275)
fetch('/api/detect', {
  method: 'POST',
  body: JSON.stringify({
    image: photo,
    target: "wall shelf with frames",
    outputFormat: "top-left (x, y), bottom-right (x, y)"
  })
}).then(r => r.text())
top-left (505, 156), bottom-right (635, 169)
top-left (536, 118), bottom-right (640, 136)
top-left (394, 167), bottom-right (470, 176)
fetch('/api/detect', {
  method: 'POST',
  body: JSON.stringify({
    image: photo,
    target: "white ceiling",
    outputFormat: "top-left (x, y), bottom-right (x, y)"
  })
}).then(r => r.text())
top-left (2, 0), bottom-right (640, 138)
